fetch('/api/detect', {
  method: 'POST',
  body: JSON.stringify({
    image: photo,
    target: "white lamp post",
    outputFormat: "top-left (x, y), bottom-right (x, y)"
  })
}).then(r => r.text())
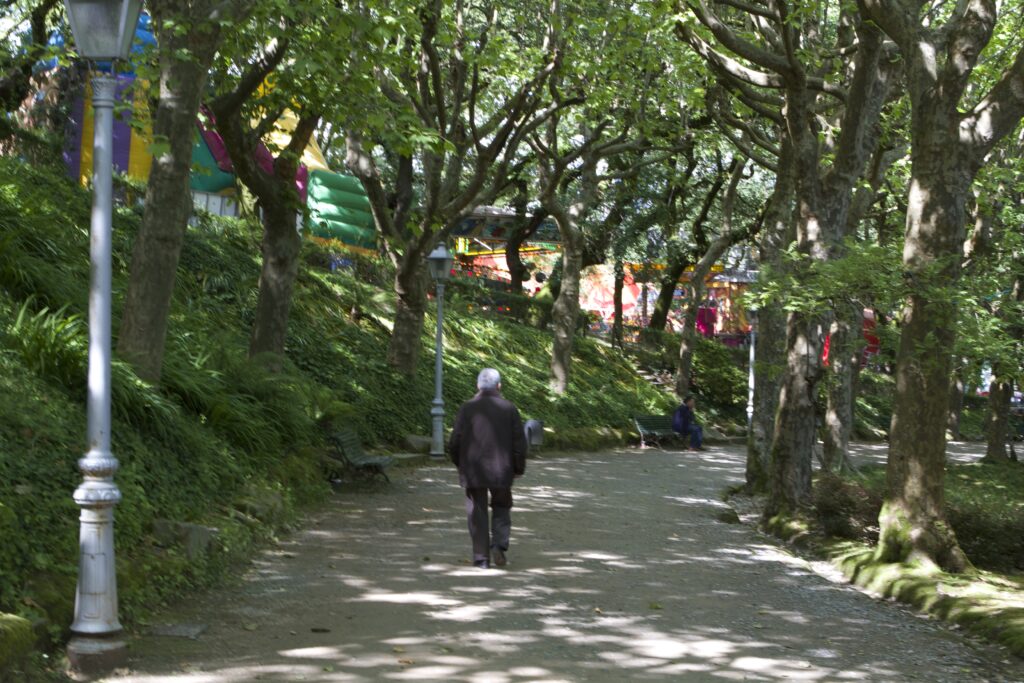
top-left (427, 243), bottom-right (454, 458)
top-left (747, 307), bottom-right (757, 427)
top-left (64, 0), bottom-right (143, 672)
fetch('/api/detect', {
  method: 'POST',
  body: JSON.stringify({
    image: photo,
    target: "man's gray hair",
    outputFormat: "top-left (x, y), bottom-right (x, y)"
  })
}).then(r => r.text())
top-left (477, 368), bottom-right (501, 390)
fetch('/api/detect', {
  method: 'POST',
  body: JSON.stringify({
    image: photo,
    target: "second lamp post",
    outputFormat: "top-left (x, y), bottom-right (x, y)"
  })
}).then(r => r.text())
top-left (427, 243), bottom-right (454, 458)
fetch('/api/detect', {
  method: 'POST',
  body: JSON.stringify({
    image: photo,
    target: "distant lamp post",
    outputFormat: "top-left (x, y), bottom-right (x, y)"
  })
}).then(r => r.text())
top-left (427, 243), bottom-right (454, 459)
top-left (64, 0), bottom-right (143, 672)
top-left (747, 307), bottom-right (758, 427)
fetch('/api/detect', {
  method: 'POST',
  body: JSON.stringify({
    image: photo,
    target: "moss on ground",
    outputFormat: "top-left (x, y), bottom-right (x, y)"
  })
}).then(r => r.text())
top-left (0, 612), bottom-right (34, 672)
top-left (828, 542), bottom-right (1024, 657)
top-left (759, 459), bottom-right (1024, 658)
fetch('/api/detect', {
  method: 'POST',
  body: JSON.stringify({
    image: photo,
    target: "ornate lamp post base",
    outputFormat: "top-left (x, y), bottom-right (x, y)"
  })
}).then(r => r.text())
top-left (67, 634), bottom-right (127, 673)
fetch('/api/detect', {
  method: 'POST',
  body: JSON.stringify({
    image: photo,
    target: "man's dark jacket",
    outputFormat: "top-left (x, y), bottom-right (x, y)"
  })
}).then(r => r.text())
top-left (448, 388), bottom-right (527, 488)
top-left (673, 403), bottom-right (694, 435)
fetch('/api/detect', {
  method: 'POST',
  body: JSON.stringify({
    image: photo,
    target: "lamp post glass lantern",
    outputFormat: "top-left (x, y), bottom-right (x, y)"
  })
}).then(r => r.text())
top-left (64, 0), bottom-right (143, 670)
top-left (428, 244), bottom-right (453, 458)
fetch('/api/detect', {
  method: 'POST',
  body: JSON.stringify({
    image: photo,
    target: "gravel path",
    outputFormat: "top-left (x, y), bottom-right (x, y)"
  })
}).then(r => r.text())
top-left (103, 444), bottom-right (1024, 682)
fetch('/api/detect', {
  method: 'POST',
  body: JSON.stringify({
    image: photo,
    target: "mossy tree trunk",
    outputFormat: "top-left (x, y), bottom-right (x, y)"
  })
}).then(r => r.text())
top-left (748, 303), bottom-right (786, 492)
top-left (747, 140), bottom-right (795, 492)
top-left (822, 303), bottom-right (860, 472)
top-left (862, 0), bottom-right (1024, 572)
top-left (248, 200), bottom-right (304, 359)
top-left (548, 218), bottom-right (583, 394)
top-left (983, 377), bottom-right (1014, 463)
top-left (117, 1), bottom-right (228, 382)
top-left (648, 257), bottom-right (685, 333)
top-left (648, 161), bottom-right (726, 333)
top-left (386, 240), bottom-right (431, 373)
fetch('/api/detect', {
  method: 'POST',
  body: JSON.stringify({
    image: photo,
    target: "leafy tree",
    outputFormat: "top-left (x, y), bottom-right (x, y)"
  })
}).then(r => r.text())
top-left (206, 1), bottom-right (362, 361)
top-left (0, 0), bottom-right (59, 133)
top-left (673, 158), bottom-right (757, 398)
top-left (679, 0), bottom-right (898, 516)
top-left (345, 0), bottom-right (562, 375)
top-left (529, 0), bottom-right (695, 393)
top-left (860, 0), bottom-right (1024, 571)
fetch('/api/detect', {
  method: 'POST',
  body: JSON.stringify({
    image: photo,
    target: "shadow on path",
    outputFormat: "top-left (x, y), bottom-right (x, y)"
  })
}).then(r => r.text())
top-left (103, 445), bottom-right (1024, 682)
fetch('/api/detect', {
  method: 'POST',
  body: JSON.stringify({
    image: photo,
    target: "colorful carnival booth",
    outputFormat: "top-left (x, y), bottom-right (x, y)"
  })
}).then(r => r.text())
top-left (61, 14), bottom-right (376, 254)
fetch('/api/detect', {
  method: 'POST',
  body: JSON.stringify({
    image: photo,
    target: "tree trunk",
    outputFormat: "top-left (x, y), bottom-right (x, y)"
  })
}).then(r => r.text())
top-left (550, 234), bottom-right (582, 394)
top-left (506, 210), bottom-right (546, 292)
top-left (387, 253), bottom-right (428, 374)
top-left (947, 373), bottom-right (965, 440)
top-left (506, 236), bottom-right (528, 293)
top-left (248, 204), bottom-right (302, 359)
top-left (983, 377), bottom-right (1014, 463)
top-left (648, 257), bottom-right (687, 332)
top-left (822, 303), bottom-right (859, 472)
top-left (765, 311), bottom-right (824, 517)
top-left (748, 304), bottom-right (786, 492)
top-left (612, 258), bottom-right (624, 348)
top-left (878, 146), bottom-right (971, 572)
top-left (674, 282), bottom-right (702, 398)
top-left (747, 140), bottom-right (795, 493)
top-left (117, 6), bottom-right (223, 382)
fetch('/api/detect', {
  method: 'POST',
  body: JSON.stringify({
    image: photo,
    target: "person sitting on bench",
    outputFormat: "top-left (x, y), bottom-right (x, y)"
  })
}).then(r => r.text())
top-left (672, 395), bottom-right (705, 451)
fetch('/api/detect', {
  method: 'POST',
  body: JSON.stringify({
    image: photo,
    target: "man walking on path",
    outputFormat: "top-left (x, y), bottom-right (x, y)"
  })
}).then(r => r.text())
top-left (448, 368), bottom-right (528, 569)
top-left (673, 394), bottom-right (704, 450)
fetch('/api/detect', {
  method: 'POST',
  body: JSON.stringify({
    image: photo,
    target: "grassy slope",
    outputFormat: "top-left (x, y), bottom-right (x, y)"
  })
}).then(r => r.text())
top-left (0, 158), bottom-right (678, 651)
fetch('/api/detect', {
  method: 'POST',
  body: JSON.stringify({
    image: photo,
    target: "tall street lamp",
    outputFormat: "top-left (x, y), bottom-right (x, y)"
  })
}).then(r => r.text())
top-left (747, 307), bottom-right (758, 427)
top-left (64, 0), bottom-right (143, 672)
top-left (427, 243), bottom-right (454, 459)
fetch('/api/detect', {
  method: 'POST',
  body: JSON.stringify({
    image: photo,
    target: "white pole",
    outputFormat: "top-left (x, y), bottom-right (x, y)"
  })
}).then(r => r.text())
top-left (68, 73), bottom-right (125, 670)
top-left (430, 281), bottom-right (446, 458)
top-left (747, 326), bottom-right (756, 427)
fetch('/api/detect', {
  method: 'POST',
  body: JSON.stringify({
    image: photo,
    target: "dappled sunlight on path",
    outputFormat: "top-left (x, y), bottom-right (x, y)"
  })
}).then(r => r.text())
top-left (104, 444), bottom-right (1022, 682)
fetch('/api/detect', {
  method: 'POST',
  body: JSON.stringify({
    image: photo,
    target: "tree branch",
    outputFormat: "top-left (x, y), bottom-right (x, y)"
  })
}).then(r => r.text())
top-left (960, 43), bottom-right (1024, 166)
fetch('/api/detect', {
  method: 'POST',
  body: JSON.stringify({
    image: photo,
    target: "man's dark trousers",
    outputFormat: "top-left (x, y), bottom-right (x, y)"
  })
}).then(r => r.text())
top-left (465, 487), bottom-right (512, 565)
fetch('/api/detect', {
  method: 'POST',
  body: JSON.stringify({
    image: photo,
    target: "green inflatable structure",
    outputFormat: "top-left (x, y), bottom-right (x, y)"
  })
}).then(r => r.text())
top-left (306, 170), bottom-right (376, 252)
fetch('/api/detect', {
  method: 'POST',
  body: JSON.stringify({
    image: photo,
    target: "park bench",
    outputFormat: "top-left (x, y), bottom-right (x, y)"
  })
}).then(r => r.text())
top-left (633, 414), bottom-right (678, 448)
top-left (327, 429), bottom-right (394, 483)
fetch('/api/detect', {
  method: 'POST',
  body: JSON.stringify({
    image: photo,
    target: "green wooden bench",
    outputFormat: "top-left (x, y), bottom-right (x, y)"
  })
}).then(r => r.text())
top-left (633, 414), bottom-right (678, 448)
top-left (328, 429), bottom-right (394, 483)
